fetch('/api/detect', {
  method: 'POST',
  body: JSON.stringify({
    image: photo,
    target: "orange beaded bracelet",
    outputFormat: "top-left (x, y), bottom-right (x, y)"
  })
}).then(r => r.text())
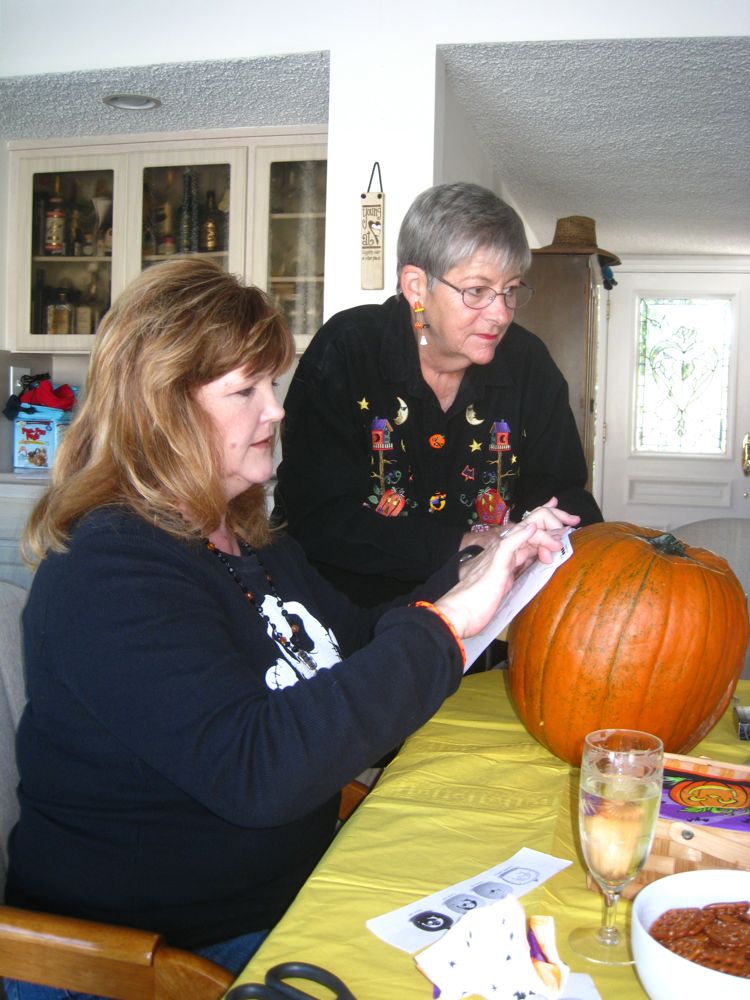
top-left (412, 601), bottom-right (467, 669)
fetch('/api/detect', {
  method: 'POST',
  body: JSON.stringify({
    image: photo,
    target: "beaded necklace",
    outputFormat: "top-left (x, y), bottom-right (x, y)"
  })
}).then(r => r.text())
top-left (206, 539), bottom-right (319, 672)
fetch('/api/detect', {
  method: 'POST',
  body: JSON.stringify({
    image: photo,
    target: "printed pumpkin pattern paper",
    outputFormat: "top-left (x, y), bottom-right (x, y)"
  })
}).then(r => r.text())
top-left (661, 764), bottom-right (750, 833)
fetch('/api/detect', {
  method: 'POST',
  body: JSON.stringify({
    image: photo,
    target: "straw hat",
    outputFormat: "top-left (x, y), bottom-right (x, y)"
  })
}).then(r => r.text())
top-left (534, 216), bottom-right (621, 266)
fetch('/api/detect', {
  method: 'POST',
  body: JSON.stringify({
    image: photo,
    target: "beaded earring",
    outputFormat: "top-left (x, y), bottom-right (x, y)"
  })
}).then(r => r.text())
top-left (414, 300), bottom-right (428, 347)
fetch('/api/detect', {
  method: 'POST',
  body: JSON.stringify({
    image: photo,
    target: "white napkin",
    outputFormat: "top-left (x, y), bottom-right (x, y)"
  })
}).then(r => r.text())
top-left (415, 895), bottom-right (569, 1000)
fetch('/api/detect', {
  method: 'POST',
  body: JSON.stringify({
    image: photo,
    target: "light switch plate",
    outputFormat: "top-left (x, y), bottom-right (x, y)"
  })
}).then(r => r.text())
top-left (8, 366), bottom-right (31, 397)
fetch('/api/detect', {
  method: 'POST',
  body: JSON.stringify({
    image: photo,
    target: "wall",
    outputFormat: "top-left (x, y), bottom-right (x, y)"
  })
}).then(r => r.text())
top-left (434, 52), bottom-right (542, 250)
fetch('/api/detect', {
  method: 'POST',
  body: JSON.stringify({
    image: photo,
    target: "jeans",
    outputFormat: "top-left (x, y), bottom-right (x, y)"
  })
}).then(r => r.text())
top-left (2, 927), bottom-right (269, 999)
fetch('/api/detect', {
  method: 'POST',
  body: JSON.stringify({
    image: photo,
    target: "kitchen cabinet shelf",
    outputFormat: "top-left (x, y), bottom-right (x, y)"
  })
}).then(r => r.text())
top-left (270, 213), bottom-right (325, 220)
top-left (141, 251), bottom-right (228, 264)
top-left (31, 255), bottom-right (111, 264)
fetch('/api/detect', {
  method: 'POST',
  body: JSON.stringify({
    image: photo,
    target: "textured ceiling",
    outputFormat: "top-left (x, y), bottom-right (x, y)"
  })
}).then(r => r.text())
top-left (0, 52), bottom-right (330, 138)
top-left (440, 36), bottom-right (750, 256)
top-left (1, 38), bottom-right (748, 257)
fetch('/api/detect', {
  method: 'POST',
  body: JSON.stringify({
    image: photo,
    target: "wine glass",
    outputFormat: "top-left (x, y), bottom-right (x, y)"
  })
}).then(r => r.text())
top-left (569, 728), bottom-right (663, 965)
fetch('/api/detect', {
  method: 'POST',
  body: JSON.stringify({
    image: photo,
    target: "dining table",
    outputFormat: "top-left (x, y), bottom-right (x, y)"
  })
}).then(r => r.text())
top-left (229, 672), bottom-right (750, 1000)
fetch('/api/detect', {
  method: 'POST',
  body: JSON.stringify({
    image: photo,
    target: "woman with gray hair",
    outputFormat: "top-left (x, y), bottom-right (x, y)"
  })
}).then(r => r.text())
top-left (274, 182), bottom-right (602, 608)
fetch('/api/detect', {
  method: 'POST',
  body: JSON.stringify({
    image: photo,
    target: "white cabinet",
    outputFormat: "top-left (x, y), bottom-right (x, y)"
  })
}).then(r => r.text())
top-left (1, 129), bottom-right (326, 574)
top-left (5, 129), bottom-right (327, 354)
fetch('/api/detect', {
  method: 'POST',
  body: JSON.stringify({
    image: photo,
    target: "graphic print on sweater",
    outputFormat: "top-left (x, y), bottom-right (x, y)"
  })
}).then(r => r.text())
top-left (262, 594), bottom-right (341, 690)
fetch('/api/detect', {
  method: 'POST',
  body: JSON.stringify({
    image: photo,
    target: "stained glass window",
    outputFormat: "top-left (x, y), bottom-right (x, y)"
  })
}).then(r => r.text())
top-left (634, 296), bottom-right (732, 454)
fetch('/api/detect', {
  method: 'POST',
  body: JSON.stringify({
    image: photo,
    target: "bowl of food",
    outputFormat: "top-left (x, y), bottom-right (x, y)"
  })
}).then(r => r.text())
top-left (631, 868), bottom-right (750, 1000)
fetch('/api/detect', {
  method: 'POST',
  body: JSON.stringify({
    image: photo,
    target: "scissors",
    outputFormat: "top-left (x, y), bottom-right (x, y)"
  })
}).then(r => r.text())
top-left (225, 960), bottom-right (356, 1000)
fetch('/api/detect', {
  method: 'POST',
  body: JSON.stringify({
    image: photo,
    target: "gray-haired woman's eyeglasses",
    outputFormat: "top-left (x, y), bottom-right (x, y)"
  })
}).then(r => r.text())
top-left (433, 275), bottom-right (533, 310)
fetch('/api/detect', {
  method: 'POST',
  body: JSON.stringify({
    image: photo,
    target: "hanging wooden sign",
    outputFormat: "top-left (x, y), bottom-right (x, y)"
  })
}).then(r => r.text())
top-left (361, 162), bottom-right (384, 289)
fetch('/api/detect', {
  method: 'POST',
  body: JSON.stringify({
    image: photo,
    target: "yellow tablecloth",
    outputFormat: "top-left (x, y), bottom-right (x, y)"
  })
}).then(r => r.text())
top-left (231, 675), bottom-right (750, 999)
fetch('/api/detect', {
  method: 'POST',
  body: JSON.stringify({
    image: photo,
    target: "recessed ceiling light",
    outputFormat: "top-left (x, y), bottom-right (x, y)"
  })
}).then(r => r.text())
top-left (102, 93), bottom-right (162, 111)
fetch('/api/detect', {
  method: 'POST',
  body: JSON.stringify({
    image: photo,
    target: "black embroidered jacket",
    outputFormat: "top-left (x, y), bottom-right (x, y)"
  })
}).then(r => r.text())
top-left (274, 295), bottom-right (602, 604)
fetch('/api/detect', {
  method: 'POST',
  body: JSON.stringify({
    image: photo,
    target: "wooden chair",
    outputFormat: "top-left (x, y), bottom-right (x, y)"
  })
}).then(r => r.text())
top-left (0, 906), bottom-right (233, 999)
top-left (0, 579), bottom-right (232, 998)
top-left (673, 517), bottom-right (750, 679)
top-left (338, 779), bottom-right (370, 823)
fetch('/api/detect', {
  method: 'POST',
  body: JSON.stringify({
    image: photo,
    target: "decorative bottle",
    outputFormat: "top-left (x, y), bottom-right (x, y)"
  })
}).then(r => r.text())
top-left (156, 168), bottom-right (175, 255)
top-left (199, 190), bottom-right (219, 252)
top-left (177, 168), bottom-right (199, 254)
top-left (218, 187), bottom-right (230, 252)
top-left (46, 287), bottom-right (74, 335)
top-left (44, 175), bottom-right (67, 256)
top-left (74, 264), bottom-right (101, 336)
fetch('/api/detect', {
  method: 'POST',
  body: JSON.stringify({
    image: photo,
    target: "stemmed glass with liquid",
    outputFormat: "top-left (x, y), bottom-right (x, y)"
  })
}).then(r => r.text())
top-left (569, 728), bottom-right (664, 965)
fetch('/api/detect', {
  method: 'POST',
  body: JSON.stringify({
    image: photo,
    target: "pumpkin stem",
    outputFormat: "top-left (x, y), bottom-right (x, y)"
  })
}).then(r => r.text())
top-left (649, 532), bottom-right (687, 557)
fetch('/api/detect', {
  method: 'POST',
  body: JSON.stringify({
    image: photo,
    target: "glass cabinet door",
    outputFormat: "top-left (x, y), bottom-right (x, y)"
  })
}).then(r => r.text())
top-left (141, 162), bottom-right (231, 268)
top-left (131, 146), bottom-right (246, 281)
top-left (9, 147), bottom-right (128, 352)
top-left (29, 167), bottom-right (116, 342)
top-left (253, 145), bottom-right (326, 349)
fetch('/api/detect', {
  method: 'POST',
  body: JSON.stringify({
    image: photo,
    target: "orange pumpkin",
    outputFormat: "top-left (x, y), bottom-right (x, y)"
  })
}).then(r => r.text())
top-left (507, 521), bottom-right (750, 765)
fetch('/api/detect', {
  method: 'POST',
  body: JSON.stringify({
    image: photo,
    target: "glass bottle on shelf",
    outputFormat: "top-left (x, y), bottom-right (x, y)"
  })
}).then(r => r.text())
top-left (67, 180), bottom-right (82, 257)
top-left (177, 167), bottom-right (199, 254)
top-left (218, 187), bottom-right (230, 253)
top-left (46, 287), bottom-right (74, 335)
top-left (74, 264), bottom-right (101, 337)
top-left (69, 214), bottom-right (84, 257)
top-left (200, 190), bottom-right (220, 252)
top-left (156, 168), bottom-right (176, 255)
top-left (44, 175), bottom-right (67, 256)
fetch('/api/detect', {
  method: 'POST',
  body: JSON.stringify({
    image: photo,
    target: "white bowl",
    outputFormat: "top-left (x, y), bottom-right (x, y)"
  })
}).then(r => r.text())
top-left (631, 868), bottom-right (750, 1000)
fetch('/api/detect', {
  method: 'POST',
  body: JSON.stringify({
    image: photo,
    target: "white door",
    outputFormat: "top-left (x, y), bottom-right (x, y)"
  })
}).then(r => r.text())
top-left (601, 257), bottom-right (750, 530)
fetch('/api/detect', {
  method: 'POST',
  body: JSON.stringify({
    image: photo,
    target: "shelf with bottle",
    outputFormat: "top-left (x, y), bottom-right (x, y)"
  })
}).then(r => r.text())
top-left (31, 261), bottom-right (109, 338)
top-left (29, 170), bottom-right (113, 339)
top-left (33, 170), bottom-right (114, 261)
top-left (141, 163), bottom-right (231, 264)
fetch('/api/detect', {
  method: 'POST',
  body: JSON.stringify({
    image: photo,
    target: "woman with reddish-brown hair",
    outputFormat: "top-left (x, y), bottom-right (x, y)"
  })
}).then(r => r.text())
top-left (5, 256), bottom-right (577, 998)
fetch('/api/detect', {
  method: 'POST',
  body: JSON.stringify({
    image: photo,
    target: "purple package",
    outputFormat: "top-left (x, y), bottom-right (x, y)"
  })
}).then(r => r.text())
top-left (660, 765), bottom-right (750, 834)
